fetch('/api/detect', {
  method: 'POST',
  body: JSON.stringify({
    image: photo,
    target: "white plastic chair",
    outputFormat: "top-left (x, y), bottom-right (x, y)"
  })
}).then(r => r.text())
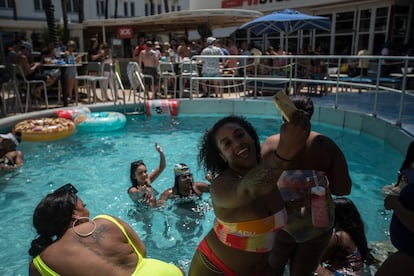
top-left (127, 61), bottom-right (150, 101)
top-left (101, 63), bottom-right (117, 102)
top-left (75, 62), bottom-right (108, 103)
top-left (12, 64), bottom-right (48, 112)
top-left (1, 64), bottom-right (23, 115)
top-left (179, 61), bottom-right (199, 98)
top-left (158, 62), bottom-right (177, 98)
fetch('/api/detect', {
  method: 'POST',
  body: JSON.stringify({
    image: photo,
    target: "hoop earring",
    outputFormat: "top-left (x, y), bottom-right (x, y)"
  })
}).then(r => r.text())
top-left (72, 216), bottom-right (96, 237)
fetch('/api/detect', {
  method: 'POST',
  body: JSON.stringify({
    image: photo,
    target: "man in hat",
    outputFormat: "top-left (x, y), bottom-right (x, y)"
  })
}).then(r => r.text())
top-left (154, 41), bottom-right (162, 59)
top-left (13, 41), bottom-right (56, 99)
top-left (0, 132), bottom-right (23, 169)
top-left (157, 163), bottom-right (210, 206)
top-left (200, 37), bottom-right (224, 98)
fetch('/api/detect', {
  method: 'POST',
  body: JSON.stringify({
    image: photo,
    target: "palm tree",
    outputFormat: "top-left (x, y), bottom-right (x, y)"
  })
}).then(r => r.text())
top-left (42, 0), bottom-right (57, 43)
top-left (78, 0), bottom-right (84, 23)
top-left (60, 0), bottom-right (69, 42)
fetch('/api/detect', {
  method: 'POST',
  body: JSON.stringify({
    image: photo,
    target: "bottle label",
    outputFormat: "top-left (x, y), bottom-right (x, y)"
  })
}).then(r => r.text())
top-left (311, 186), bottom-right (328, 227)
top-left (68, 55), bottom-right (75, 64)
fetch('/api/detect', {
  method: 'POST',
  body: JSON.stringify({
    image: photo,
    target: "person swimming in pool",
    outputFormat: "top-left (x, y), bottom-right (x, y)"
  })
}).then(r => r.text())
top-left (188, 113), bottom-right (310, 276)
top-left (157, 163), bottom-right (212, 241)
top-left (382, 140), bottom-right (414, 196)
top-left (0, 131), bottom-right (23, 170)
top-left (157, 163), bottom-right (210, 206)
top-left (128, 143), bottom-right (165, 207)
top-left (261, 95), bottom-right (352, 276)
top-left (28, 183), bottom-right (184, 276)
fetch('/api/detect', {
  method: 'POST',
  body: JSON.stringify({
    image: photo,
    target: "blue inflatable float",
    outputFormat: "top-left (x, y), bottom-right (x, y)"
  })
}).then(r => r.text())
top-left (74, 111), bottom-right (127, 132)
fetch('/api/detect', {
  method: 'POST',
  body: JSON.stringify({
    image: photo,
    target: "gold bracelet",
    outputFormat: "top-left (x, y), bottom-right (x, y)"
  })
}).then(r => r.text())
top-left (274, 151), bottom-right (292, 162)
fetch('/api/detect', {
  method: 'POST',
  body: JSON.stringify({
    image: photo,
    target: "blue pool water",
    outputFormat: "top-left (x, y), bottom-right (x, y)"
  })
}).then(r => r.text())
top-left (0, 114), bottom-right (402, 275)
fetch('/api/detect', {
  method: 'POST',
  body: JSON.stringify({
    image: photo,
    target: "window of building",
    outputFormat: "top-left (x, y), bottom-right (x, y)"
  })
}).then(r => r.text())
top-left (130, 2), bottom-right (135, 17)
top-left (393, 6), bottom-right (410, 35)
top-left (358, 9), bottom-right (371, 33)
top-left (391, 5), bottom-right (411, 53)
top-left (0, 0), bottom-right (13, 8)
top-left (171, 5), bottom-right (181, 12)
top-left (336, 11), bottom-right (355, 34)
top-left (67, 0), bottom-right (79, 13)
top-left (96, 0), bottom-right (105, 16)
top-left (375, 7), bottom-right (388, 32)
top-left (124, 2), bottom-right (128, 17)
top-left (335, 34), bottom-right (353, 54)
top-left (34, 0), bottom-right (43, 11)
top-left (315, 14), bottom-right (332, 35)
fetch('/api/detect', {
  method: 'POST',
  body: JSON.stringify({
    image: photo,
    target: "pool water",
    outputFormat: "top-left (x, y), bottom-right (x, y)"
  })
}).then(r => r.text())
top-left (0, 115), bottom-right (402, 275)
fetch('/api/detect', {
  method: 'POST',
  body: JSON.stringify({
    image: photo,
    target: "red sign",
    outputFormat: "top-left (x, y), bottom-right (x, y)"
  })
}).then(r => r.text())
top-left (221, 0), bottom-right (286, 8)
top-left (221, 0), bottom-right (257, 8)
top-left (117, 27), bottom-right (134, 39)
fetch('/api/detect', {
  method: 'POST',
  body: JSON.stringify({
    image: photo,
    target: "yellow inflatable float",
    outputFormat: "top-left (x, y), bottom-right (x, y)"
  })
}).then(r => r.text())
top-left (14, 117), bottom-right (76, 142)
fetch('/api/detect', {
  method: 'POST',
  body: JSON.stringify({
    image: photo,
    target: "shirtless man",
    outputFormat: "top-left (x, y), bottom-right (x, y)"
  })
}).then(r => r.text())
top-left (138, 41), bottom-right (159, 99)
top-left (176, 38), bottom-right (191, 62)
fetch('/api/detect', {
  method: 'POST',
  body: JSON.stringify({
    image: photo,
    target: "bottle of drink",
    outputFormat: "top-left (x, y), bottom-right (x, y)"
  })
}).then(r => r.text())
top-left (68, 54), bottom-right (75, 64)
top-left (311, 186), bottom-right (328, 227)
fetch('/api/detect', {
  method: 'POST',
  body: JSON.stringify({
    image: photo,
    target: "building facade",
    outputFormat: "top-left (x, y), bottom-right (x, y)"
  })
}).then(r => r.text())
top-left (0, 0), bottom-right (413, 60)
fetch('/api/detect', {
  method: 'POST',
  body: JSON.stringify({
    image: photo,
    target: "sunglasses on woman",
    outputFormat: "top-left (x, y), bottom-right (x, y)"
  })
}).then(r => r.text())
top-left (54, 183), bottom-right (78, 194)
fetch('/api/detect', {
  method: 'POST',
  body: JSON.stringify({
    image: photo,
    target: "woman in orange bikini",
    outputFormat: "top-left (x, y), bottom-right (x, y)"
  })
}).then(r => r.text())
top-left (188, 113), bottom-right (310, 276)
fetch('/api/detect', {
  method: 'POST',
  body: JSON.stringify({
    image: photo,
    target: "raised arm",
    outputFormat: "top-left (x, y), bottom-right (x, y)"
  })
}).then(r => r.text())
top-left (193, 182), bottom-right (210, 196)
top-left (148, 143), bottom-right (166, 184)
top-left (155, 188), bottom-right (173, 207)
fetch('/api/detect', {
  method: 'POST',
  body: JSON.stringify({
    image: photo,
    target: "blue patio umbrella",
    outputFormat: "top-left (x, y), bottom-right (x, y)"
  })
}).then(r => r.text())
top-left (239, 9), bottom-right (331, 50)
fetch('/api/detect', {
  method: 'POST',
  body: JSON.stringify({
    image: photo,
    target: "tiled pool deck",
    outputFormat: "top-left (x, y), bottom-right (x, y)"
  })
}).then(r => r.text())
top-left (309, 91), bottom-right (414, 136)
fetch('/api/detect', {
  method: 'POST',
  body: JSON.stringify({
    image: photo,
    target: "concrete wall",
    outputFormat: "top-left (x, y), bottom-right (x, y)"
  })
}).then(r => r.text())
top-left (0, 98), bottom-right (411, 154)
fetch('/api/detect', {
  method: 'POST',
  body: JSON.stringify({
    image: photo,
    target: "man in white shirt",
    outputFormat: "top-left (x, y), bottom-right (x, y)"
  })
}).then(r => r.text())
top-left (200, 37), bottom-right (224, 97)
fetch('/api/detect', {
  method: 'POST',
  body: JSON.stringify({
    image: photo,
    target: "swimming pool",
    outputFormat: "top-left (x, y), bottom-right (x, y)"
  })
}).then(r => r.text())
top-left (0, 114), bottom-right (402, 275)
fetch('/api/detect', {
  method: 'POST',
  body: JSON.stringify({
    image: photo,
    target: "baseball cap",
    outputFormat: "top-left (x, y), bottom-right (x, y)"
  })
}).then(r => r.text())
top-left (0, 132), bottom-right (20, 145)
top-left (174, 163), bottom-right (191, 177)
top-left (207, 37), bottom-right (216, 44)
top-left (20, 41), bottom-right (33, 53)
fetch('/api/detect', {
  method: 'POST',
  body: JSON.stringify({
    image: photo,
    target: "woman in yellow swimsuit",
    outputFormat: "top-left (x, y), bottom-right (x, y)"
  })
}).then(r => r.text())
top-left (28, 183), bottom-right (183, 276)
top-left (188, 113), bottom-right (310, 275)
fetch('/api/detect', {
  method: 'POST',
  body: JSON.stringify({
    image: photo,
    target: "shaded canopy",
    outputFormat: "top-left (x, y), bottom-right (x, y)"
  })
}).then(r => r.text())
top-left (83, 9), bottom-right (263, 34)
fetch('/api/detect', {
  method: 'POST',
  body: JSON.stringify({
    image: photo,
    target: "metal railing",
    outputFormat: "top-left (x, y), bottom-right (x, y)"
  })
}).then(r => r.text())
top-left (188, 54), bottom-right (414, 133)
